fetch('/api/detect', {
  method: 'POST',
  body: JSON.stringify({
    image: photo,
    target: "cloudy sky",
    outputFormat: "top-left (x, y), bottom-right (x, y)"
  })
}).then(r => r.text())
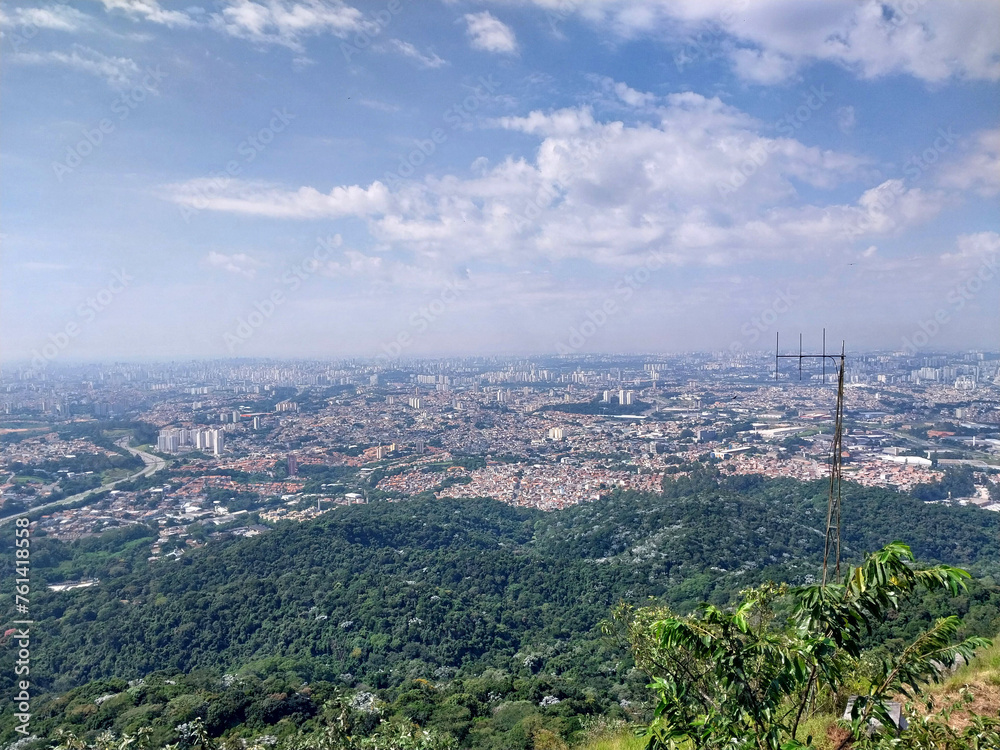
top-left (2, 0), bottom-right (998, 362)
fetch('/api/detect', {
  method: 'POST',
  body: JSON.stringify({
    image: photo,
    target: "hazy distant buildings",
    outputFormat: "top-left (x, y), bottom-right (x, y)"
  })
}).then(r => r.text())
top-left (955, 376), bottom-right (976, 390)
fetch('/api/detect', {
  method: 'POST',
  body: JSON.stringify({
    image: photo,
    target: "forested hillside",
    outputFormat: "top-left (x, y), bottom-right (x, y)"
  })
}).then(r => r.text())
top-left (4, 468), bottom-right (1000, 746)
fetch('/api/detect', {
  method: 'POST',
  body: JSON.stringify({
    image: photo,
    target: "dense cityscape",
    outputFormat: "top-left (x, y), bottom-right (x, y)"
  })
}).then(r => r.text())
top-left (3, 350), bottom-right (997, 571)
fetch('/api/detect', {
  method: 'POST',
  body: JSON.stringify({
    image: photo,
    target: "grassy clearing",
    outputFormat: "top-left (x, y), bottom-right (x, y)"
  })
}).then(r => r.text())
top-left (919, 636), bottom-right (1000, 729)
top-left (101, 468), bottom-right (134, 483)
top-left (577, 733), bottom-right (648, 750)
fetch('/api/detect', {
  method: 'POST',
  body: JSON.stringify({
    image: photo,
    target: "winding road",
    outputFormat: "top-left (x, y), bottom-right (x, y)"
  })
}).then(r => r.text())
top-left (0, 438), bottom-right (167, 526)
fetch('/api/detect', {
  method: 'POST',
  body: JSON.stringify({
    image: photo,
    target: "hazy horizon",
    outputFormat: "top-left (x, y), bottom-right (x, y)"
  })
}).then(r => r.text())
top-left (2, 0), bottom-right (998, 362)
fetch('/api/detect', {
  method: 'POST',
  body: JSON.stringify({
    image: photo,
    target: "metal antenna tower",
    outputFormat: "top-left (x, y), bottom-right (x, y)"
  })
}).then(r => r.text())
top-left (775, 329), bottom-right (846, 585)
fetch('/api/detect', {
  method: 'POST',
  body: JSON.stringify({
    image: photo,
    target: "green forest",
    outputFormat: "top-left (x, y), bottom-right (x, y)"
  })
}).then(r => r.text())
top-left (4, 467), bottom-right (1000, 747)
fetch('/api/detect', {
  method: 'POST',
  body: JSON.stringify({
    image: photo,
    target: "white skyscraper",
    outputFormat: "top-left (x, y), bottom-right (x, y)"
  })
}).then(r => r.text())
top-left (209, 429), bottom-right (224, 456)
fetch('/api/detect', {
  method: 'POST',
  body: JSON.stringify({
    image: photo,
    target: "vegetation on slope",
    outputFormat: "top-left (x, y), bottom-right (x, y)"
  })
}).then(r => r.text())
top-left (5, 467), bottom-right (1000, 747)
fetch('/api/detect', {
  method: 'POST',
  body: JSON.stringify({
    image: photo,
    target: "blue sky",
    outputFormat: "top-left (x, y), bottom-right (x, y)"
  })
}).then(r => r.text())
top-left (2, 0), bottom-right (998, 362)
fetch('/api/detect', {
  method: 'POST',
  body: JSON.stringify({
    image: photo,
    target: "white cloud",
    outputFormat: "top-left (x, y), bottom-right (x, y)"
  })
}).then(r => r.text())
top-left (165, 179), bottom-right (391, 218)
top-left (728, 47), bottom-right (798, 85)
top-left (210, 0), bottom-right (363, 51)
top-left (611, 81), bottom-right (655, 107)
top-left (386, 39), bottom-right (447, 69)
top-left (512, 0), bottom-right (1000, 83)
top-left (163, 88), bottom-right (910, 271)
top-left (496, 106), bottom-right (597, 136)
top-left (463, 11), bottom-right (518, 54)
top-left (588, 75), bottom-right (658, 108)
top-left (202, 251), bottom-right (266, 278)
top-left (941, 231), bottom-right (1000, 266)
top-left (94, 0), bottom-right (374, 51)
top-left (9, 44), bottom-right (140, 88)
top-left (938, 128), bottom-right (1000, 197)
top-left (99, 0), bottom-right (194, 27)
top-left (1, 5), bottom-right (91, 32)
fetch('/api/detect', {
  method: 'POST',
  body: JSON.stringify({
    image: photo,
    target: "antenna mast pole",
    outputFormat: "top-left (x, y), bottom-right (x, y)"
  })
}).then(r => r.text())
top-left (775, 330), bottom-right (846, 584)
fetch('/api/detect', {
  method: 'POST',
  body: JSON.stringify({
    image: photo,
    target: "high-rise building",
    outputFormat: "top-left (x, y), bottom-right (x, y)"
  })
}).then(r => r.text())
top-left (547, 427), bottom-right (564, 440)
top-left (287, 454), bottom-right (298, 476)
top-left (208, 428), bottom-right (225, 456)
top-left (156, 429), bottom-right (179, 453)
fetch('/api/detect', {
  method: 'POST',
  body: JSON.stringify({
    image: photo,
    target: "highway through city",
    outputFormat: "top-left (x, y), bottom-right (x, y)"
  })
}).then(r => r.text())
top-left (0, 438), bottom-right (167, 527)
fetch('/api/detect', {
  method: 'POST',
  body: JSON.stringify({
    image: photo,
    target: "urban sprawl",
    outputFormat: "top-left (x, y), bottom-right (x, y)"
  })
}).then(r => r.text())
top-left (2, 351), bottom-right (998, 581)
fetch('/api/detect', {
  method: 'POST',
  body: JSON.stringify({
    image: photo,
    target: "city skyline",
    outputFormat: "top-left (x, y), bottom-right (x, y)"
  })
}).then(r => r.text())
top-left (2, 0), bottom-right (998, 362)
